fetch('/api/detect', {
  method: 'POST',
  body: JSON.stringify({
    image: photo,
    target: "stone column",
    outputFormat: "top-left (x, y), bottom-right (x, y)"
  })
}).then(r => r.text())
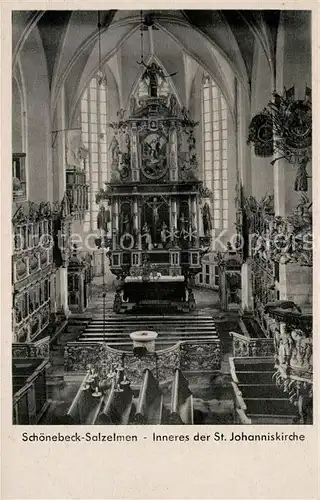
top-left (236, 79), bottom-right (253, 312)
top-left (172, 198), bottom-right (177, 236)
top-left (188, 196), bottom-right (192, 242)
top-left (114, 198), bottom-right (119, 232)
top-left (133, 197), bottom-right (138, 232)
top-left (192, 196), bottom-right (199, 247)
top-left (112, 198), bottom-right (119, 250)
top-left (210, 228), bottom-right (216, 252)
top-left (169, 124), bottom-right (178, 182)
top-left (137, 198), bottom-right (142, 250)
top-left (54, 85), bottom-right (70, 317)
top-left (241, 262), bottom-right (253, 312)
top-left (56, 266), bottom-right (70, 318)
top-left (130, 123), bottom-right (139, 182)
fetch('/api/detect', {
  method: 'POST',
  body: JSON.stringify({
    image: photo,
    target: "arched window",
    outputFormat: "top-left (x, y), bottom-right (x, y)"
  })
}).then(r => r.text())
top-left (202, 75), bottom-right (228, 230)
top-left (81, 75), bottom-right (108, 232)
top-left (12, 76), bottom-right (27, 202)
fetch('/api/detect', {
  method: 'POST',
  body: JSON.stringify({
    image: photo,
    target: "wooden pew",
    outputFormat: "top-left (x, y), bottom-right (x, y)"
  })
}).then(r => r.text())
top-left (94, 379), bottom-right (134, 425)
top-left (134, 369), bottom-right (164, 424)
top-left (170, 369), bottom-right (193, 424)
top-left (66, 370), bottom-right (103, 424)
top-left (13, 359), bottom-right (50, 424)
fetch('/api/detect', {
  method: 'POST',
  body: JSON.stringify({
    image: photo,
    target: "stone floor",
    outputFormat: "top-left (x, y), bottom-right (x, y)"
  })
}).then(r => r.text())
top-left (41, 280), bottom-right (240, 425)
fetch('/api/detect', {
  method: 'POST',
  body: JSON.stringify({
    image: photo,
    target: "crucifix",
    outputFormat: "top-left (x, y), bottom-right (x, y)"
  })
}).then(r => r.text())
top-left (145, 196), bottom-right (165, 243)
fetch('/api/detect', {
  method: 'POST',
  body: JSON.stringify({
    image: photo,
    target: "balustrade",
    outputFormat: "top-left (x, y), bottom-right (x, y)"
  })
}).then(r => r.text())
top-left (64, 339), bottom-right (221, 385)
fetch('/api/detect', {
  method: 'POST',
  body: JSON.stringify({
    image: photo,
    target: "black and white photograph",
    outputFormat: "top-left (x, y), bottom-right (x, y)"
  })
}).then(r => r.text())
top-left (11, 8), bottom-right (313, 428)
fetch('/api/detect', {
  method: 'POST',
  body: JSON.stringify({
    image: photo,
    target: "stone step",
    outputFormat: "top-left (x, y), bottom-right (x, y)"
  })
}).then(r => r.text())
top-left (77, 337), bottom-right (218, 345)
top-left (74, 313), bottom-right (219, 347)
top-left (84, 322), bottom-right (217, 329)
top-left (81, 327), bottom-right (218, 336)
top-left (86, 315), bottom-right (215, 321)
top-left (80, 333), bottom-right (218, 341)
top-left (84, 327), bottom-right (217, 335)
top-left (86, 322), bottom-right (217, 329)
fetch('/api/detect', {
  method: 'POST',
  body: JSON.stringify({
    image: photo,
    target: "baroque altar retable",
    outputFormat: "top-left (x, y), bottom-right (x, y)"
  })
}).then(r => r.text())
top-left (100, 86), bottom-right (210, 313)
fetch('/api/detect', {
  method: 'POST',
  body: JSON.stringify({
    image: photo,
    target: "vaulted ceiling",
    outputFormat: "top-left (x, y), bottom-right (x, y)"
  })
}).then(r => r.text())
top-left (12, 10), bottom-right (280, 119)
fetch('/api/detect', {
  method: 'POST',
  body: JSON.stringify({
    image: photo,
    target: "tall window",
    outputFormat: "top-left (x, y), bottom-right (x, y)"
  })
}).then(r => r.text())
top-left (12, 77), bottom-right (27, 202)
top-left (202, 75), bottom-right (228, 230)
top-left (81, 75), bottom-right (108, 232)
top-left (12, 154), bottom-right (27, 202)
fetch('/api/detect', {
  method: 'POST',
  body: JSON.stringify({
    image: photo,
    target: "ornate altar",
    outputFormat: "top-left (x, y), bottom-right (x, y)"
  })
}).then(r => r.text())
top-left (100, 68), bottom-right (209, 312)
top-left (67, 245), bottom-right (93, 313)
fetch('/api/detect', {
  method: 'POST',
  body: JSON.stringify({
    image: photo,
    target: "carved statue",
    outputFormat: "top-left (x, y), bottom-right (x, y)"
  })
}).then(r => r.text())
top-left (202, 203), bottom-right (212, 236)
top-left (169, 94), bottom-right (177, 115)
top-left (130, 96), bottom-right (137, 115)
top-left (160, 222), bottom-right (170, 248)
top-left (141, 62), bottom-right (177, 98)
top-left (294, 157), bottom-right (309, 192)
top-left (179, 213), bottom-right (188, 238)
top-left (181, 107), bottom-right (190, 120)
top-left (97, 205), bottom-right (110, 232)
top-left (141, 223), bottom-right (153, 250)
top-left (291, 329), bottom-right (312, 370)
top-left (124, 133), bottom-right (131, 154)
top-left (145, 197), bottom-right (165, 243)
top-left (142, 62), bottom-right (160, 97)
top-left (187, 131), bottom-right (196, 153)
top-left (117, 109), bottom-right (125, 120)
top-left (120, 211), bottom-right (131, 235)
top-left (110, 136), bottom-right (120, 164)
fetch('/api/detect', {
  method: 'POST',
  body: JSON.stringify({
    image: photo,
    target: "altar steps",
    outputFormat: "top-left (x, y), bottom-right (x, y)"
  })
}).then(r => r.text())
top-left (77, 315), bottom-right (218, 346)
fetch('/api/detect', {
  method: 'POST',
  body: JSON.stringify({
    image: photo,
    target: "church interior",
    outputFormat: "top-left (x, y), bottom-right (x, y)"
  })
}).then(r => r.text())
top-left (12, 10), bottom-right (312, 425)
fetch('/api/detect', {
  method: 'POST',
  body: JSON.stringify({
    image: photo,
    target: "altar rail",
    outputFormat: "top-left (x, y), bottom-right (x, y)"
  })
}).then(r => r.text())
top-left (64, 339), bottom-right (221, 385)
top-left (13, 359), bottom-right (50, 424)
top-left (12, 336), bottom-right (50, 360)
top-left (229, 332), bottom-right (274, 358)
